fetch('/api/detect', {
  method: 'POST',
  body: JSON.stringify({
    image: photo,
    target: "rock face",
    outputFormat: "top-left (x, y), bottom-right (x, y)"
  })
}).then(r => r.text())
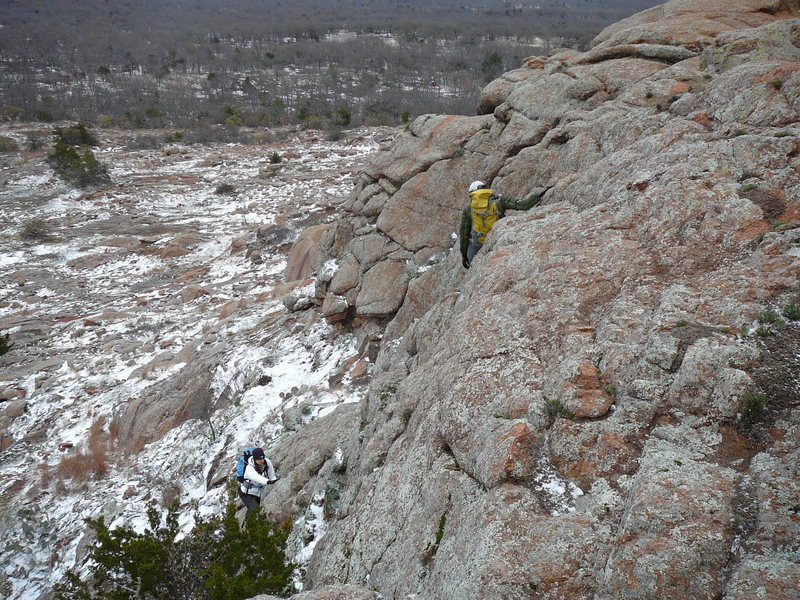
top-left (272, 1), bottom-right (800, 599)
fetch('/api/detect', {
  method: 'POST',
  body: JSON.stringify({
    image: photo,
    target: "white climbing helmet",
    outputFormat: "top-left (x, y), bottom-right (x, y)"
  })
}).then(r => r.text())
top-left (468, 180), bottom-right (485, 193)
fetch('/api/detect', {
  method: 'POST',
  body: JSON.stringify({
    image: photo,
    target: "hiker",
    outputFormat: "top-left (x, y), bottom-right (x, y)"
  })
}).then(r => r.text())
top-left (238, 447), bottom-right (278, 517)
top-left (459, 180), bottom-right (551, 268)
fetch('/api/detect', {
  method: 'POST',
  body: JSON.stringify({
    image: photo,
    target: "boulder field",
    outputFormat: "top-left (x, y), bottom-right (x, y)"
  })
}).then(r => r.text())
top-left (273, 1), bottom-right (800, 599)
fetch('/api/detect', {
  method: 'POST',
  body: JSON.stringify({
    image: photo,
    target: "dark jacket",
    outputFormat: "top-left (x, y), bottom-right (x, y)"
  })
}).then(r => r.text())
top-left (459, 188), bottom-right (547, 260)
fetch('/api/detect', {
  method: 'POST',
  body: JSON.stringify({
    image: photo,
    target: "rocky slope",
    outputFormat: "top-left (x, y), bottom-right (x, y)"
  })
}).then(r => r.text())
top-left (0, 124), bottom-right (396, 599)
top-left (262, 1), bottom-right (800, 599)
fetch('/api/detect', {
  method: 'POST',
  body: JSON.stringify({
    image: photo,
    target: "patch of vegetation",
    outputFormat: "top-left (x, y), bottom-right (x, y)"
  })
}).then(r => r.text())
top-left (431, 512), bottom-right (446, 556)
top-left (739, 183), bottom-right (758, 192)
top-left (53, 500), bottom-right (294, 600)
top-left (26, 134), bottom-right (45, 151)
top-left (675, 320), bottom-right (690, 327)
top-left (0, 136), bottom-right (19, 152)
top-left (492, 412), bottom-right (509, 419)
top-left (47, 127), bottom-right (110, 188)
top-left (223, 106), bottom-right (244, 127)
top-left (755, 310), bottom-right (785, 336)
top-left (757, 310), bottom-right (781, 325)
top-left (402, 407), bottom-right (413, 424)
top-left (756, 324), bottom-right (774, 337)
top-left (214, 183), bottom-right (237, 195)
top-left (738, 170), bottom-right (755, 182)
top-left (378, 382), bottom-right (398, 401)
top-left (544, 399), bottom-right (574, 420)
top-left (164, 131), bottom-right (185, 143)
top-left (0, 332), bottom-right (12, 356)
top-left (183, 127), bottom-right (246, 145)
top-left (739, 392), bottom-right (766, 426)
top-left (325, 125), bottom-right (344, 141)
top-left (54, 122), bottom-right (98, 146)
top-left (19, 217), bottom-right (53, 241)
top-left (269, 151), bottom-right (282, 164)
top-left (771, 80), bottom-right (783, 89)
top-left (128, 134), bottom-right (164, 150)
top-left (602, 385), bottom-right (618, 399)
top-left (733, 129), bottom-right (747, 137)
top-left (782, 304), bottom-right (800, 321)
top-left (774, 131), bottom-right (790, 138)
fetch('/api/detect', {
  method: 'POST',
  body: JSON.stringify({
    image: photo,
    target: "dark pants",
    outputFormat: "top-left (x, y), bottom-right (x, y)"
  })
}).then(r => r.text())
top-left (238, 490), bottom-right (260, 518)
top-left (467, 241), bottom-right (482, 263)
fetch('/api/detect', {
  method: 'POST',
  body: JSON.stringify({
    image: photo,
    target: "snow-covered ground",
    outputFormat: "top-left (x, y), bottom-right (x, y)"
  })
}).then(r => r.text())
top-left (0, 123), bottom-right (394, 599)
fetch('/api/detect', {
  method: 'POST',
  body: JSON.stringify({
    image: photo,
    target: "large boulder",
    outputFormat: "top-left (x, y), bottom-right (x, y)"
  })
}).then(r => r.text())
top-left (286, 224), bottom-right (331, 282)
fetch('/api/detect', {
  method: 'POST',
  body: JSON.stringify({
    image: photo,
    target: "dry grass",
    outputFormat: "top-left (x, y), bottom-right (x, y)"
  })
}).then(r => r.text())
top-left (57, 416), bottom-right (112, 484)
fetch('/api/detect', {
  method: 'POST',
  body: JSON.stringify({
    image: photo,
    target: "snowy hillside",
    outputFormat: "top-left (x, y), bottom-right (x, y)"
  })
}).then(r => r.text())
top-left (0, 124), bottom-right (394, 599)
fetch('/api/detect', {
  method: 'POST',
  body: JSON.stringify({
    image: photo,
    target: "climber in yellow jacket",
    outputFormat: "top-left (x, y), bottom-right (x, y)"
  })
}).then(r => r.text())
top-left (459, 180), bottom-right (551, 268)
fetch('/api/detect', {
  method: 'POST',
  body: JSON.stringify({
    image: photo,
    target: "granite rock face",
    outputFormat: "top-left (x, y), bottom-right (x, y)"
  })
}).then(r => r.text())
top-left (274, 1), bottom-right (800, 599)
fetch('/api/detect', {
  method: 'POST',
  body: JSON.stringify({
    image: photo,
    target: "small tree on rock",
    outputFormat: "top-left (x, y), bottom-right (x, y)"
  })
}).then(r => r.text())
top-left (53, 500), bottom-right (294, 600)
top-left (47, 124), bottom-right (110, 188)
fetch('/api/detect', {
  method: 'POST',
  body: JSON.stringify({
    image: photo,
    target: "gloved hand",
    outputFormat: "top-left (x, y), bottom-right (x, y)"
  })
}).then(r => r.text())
top-left (267, 477), bottom-right (280, 484)
top-left (462, 256), bottom-right (470, 269)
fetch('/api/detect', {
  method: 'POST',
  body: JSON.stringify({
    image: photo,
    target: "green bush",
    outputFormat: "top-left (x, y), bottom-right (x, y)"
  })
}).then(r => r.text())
top-left (214, 183), bottom-right (236, 195)
top-left (54, 123), bottom-right (98, 146)
top-left (269, 151), bottom-right (282, 164)
top-left (164, 131), bottom-right (184, 143)
top-left (757, 310), bottom-right (780, 325)
top-left (739, 392), bottom-right (766, 425)
top-left (782, 304), bottom-right (800, 321)
top-left (53, 501), bottom-right (294, 600)
top-left (544, 399), bottom-right (574, 420)
top-left (0, 333), bottom-right (12, 356)
top-left (47, 140), bottom-right (111, 188)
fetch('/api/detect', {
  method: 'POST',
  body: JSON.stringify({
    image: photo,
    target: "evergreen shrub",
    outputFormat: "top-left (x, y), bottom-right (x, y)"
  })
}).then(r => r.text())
top-left (0, 333), bottom-right (12, 356)
top-left (47, 140), bottom-right (111, 188)
top-left (54, 123), bottom-right (98, 146)
top-left (53, 500), bottom-right (294, 600)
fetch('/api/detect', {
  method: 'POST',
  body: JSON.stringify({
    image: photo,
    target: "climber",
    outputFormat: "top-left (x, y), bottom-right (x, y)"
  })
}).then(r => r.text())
top-left (459, 180), bottom-right (551, 269)
top-left (238, 446), bottom-right (279, 518)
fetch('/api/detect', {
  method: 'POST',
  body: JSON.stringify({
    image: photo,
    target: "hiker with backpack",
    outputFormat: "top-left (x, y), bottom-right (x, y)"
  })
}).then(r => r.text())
top-left (236, 446), bottom-right (279, 517)
top-left (459, 180), bottom-right (551, 268)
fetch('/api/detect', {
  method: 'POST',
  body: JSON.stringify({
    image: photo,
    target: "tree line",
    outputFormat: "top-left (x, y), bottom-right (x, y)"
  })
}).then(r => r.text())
top-left (0, 0), bottom-right (664, 129)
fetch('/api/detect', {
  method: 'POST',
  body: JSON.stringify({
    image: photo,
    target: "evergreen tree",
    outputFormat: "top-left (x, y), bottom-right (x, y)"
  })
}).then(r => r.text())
top-left (53, 501), bottom-right (294, 600)
top-left (47, 125), bottom-right (111, 189)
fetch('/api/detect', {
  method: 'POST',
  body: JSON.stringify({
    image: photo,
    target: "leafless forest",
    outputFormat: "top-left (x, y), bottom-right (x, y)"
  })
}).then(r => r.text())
top-left (0, 0), bottom-right (663, 131)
